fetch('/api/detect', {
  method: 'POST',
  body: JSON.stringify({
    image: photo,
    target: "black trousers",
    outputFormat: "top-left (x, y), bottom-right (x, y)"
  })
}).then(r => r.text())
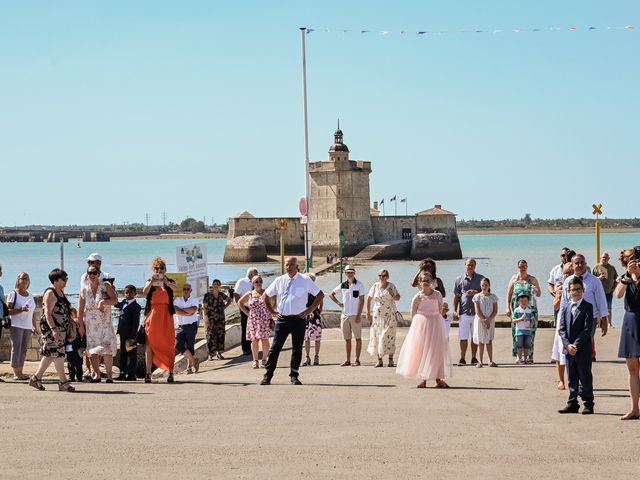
top-left (264, 315), bottom-right (306, 379)
top-left (240, 311), bottom-right (251, 354)
top-left (119, 336), bottom-right (137, 378)
top-left (66, 344), bottom-right (84, 382)
top-left (567, 352), bottom-right (594, 408)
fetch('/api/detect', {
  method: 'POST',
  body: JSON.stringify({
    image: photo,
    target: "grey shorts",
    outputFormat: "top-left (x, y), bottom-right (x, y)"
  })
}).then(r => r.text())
top-left (516, 334), bottom-right (533, 349)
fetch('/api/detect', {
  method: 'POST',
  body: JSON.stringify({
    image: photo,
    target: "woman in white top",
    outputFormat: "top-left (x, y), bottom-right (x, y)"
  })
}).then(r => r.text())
top-left (7, 272), bottom-right (36, 380)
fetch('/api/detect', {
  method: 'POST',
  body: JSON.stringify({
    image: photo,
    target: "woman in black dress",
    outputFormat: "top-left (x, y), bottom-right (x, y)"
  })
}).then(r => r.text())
top-left (615, 248), bottom-right (640, 420)
top-left (411, 258), bottom-right (445, 297)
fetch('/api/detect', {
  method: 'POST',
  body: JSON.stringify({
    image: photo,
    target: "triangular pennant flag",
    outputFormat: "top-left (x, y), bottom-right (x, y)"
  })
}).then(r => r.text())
top-left (305, 28), bottom-right (315, 34)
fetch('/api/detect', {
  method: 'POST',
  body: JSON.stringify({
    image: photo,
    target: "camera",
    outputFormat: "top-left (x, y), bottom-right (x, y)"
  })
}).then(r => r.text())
top-left (227, 287), bottom-right (235, 297)
top-left (632, 246), bottom-right (640, 261)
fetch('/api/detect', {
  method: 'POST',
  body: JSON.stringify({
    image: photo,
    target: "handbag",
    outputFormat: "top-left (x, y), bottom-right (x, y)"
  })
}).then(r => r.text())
top-left (135, 324), bottom-right (146, 345)
top-left (2, 296), bottom-right (12, 329)
top-left (66, 319), bottom-right (78, 342)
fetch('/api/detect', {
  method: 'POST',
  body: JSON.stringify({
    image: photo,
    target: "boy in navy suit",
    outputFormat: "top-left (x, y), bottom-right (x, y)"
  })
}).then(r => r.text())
top-left (558, 276), bottom-right (595, 414)
top-left (115, 285), bottom-right (141, 381)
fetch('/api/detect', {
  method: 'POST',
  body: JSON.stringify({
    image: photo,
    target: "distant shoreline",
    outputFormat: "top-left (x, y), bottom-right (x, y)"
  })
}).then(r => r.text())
top-left (457, 227), bottom-right (640, 235)
top-left (111, 233), bottom-right (226, 241)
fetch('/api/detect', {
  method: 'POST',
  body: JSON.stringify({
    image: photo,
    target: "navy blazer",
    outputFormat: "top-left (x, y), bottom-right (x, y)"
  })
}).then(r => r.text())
top-left (558, 299), bottom-right (593, 357)
top-left (115, 299), bottom-right (142, 340)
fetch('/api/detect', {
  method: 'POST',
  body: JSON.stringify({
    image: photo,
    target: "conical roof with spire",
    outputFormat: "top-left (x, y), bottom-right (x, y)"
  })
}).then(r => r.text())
top-left (329, 120), bottom-right (349, 153)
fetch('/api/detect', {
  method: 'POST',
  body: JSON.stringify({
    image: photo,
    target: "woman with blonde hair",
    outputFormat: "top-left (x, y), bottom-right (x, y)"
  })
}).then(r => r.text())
top-left (142, 257), bottom-right (178, 383)
top-left (6, 272), bottom-right (36, 380)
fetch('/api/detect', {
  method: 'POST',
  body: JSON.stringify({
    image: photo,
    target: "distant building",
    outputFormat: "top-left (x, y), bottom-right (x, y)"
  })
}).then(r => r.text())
top-left (224, 128), bottom-right (462, 262)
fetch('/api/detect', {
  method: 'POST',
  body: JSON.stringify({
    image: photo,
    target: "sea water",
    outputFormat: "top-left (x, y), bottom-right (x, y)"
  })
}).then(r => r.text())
top-left (1, 232), bottom-right (638, 323)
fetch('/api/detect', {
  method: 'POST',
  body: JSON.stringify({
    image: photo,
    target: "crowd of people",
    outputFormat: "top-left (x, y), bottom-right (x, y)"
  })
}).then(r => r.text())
top-left (1, 245), bottom-right (639, 420)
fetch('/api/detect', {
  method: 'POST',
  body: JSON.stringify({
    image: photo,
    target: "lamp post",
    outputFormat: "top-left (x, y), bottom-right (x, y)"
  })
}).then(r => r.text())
top-left (276, 219), bottom-right (288, 274)
top-left (592, 203), bottom-right (603, 261)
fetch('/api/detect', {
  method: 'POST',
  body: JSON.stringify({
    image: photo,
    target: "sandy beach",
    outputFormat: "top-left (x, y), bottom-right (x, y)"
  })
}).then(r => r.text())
top-left (1, 326), bottom-right (636, 480)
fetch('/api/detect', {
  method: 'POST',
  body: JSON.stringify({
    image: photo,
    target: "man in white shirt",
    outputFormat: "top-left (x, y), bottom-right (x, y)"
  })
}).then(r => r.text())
top-left (262, 257), bottom-right (324, 385)
top-left (329, 265), bottom-right (366, 367)
top-left (79, 253), bottom-right (112, 287)
top-left (174, 283), bottom-right (200, 374)
top-left (235, 267), bottom-right (258, 356)
top-left (560, 254), bottom-right (608, 360)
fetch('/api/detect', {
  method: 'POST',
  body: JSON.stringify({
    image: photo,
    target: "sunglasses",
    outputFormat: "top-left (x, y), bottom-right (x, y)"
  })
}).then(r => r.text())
top-left (378, 274), bottom-right (387, 278)
top-left (88, 271), bottom-right (99, 276)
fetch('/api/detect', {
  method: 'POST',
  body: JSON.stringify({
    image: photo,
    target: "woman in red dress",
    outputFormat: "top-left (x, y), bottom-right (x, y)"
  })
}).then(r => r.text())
top-left (142, 257), bottom-right (178, 383)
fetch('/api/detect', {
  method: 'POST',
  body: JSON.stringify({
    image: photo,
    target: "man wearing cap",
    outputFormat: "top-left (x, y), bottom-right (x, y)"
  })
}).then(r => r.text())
top-left (330, 265), bottom-right (366, 367)
top-left (592, 252), bottom-right (618, 328)
top-left (80, 253), bottom-right (111, 287)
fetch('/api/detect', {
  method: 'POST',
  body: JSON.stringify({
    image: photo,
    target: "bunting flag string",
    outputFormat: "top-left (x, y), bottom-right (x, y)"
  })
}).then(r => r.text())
top-left (305, 25), bottom-right (635, 36)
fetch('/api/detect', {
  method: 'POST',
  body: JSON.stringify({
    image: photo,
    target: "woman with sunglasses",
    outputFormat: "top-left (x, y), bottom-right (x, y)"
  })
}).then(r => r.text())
top-left (142, 257), bottom-right (178, 383)
top-left (77, 265), bottom-right (118, 382)
top-left (29, 268), bottom-right (76, 392)
top-left (366, 269), bottom-right (401, 367)
top-left (203, 279), bottom-right (233, 360)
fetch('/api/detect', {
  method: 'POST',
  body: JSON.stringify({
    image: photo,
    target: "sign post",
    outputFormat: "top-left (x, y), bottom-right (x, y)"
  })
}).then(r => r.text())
top-left (592, 203), bottom-right (603, 261)
top-left (176, 243), bottom-right (208, 300)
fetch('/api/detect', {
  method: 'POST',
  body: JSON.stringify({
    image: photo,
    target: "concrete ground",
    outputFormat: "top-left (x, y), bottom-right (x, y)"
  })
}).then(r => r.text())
top-left (1, 327), bottom-right (638, 480)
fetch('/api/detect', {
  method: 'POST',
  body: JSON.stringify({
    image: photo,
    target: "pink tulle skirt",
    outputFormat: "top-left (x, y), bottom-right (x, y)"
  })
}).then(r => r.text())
top-left (396, 313), bottom-right (452, 381)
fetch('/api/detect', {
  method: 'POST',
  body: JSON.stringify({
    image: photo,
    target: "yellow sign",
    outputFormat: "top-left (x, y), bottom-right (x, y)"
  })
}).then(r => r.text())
top-left (592, 203), bottom-right (603, 215)
top-left (165, 272), bottom-right (188, 292)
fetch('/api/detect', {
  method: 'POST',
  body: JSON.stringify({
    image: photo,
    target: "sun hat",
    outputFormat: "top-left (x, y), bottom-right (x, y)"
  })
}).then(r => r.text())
top-left (87, 253), bottom-right (103, 262)
top-left (344, 265), bottom-right (356, 273)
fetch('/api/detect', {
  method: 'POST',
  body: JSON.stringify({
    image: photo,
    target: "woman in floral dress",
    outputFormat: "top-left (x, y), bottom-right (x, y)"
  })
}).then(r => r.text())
top-left (367, 269), bottom-right (401, 367)
top-left (303, 273), bottom-right (322, 366)
top-left (78, 266), bottom-right (118, 382)
top-left (203, 279), bottom-right (232, 360)
top-left (238, 275), bottom-right (272, 368)
top-left (506, 259), bottom-right (541, 361)
top-left (29, 268), bottom-right (75, 392)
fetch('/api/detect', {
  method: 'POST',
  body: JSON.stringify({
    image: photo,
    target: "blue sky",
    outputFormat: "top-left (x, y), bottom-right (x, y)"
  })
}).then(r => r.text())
top-left (1, 1), bottom-right (638, 226)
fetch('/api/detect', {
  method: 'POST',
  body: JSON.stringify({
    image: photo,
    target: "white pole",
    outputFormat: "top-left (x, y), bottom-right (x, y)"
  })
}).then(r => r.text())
top-left (60, 237), bottom-right (64, 270)
top-left (300, 27), bottom-right (312, 272)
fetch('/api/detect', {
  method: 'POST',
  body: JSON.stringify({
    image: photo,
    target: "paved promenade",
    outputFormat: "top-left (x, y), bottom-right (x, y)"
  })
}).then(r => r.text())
top-left (1, 327), bottom-right (637, 479)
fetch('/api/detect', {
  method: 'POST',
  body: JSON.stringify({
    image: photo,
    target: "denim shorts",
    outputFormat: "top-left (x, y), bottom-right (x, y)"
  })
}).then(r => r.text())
top-left (516, 334), bottom-right (533, 349)
top-left (175, 322), bottom-right (198, 355)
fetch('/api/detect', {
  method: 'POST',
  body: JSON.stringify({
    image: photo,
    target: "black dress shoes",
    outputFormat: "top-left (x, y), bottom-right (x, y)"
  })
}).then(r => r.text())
top-left (558, 404), bottom-right (580, 414)
top-left (115, 374), bottom-right (126, 381)
top-left (290, 377), bottom-right (302, 385)
top-left (260, 376), bottom-right (271, 385)
top-left (582, 407), bottom-right (594, 415)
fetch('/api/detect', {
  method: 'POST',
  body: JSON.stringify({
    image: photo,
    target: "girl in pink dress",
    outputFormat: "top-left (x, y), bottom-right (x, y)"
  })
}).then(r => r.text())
top-left (238, 276), bottom-right (272, 369)
top-left (396, 272), bottom-right (452, 388)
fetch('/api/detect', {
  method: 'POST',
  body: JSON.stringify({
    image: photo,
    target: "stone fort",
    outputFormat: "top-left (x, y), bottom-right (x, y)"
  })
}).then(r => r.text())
top-left (224, 128), bottom-right (462, 263)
